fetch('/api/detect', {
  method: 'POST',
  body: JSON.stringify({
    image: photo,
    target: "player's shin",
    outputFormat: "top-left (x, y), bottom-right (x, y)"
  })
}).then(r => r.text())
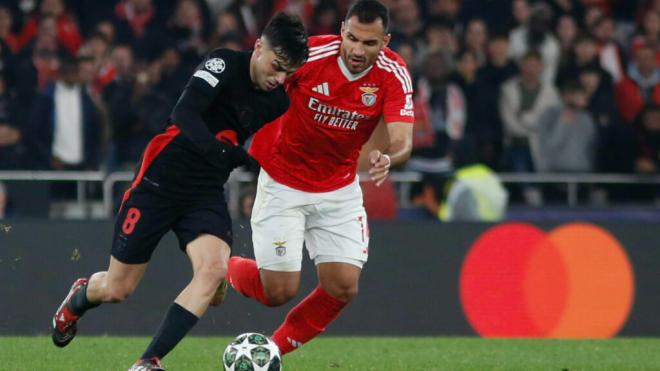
top-left (271, 285), bottom-right (347, 355)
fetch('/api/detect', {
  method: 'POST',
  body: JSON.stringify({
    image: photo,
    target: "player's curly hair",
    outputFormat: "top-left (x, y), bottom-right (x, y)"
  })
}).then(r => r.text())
top-left (262, 12), bottom-right (309, 68)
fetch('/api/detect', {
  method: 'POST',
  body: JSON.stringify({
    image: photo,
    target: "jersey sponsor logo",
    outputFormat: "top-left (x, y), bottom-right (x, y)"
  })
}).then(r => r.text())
top-left (404, 94), bottom-right (414, 109)
top-left (204, 58), bottom-right (226, 73)
top-left (311, 82), bottom-right (330, 96)
top-left (308, 97), bottom-right (371, 131)
top-left (193, 70), bottom-right (219, 87)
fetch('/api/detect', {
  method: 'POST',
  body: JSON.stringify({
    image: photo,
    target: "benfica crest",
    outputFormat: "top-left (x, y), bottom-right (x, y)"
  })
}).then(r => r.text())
top-left (360, 86), bottom-right (379, 107)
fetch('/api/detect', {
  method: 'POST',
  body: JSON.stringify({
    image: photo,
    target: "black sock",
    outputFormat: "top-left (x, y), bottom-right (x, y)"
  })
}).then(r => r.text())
top-left (141, 303), bottom-right (199, 360)
top-left (68, 284), bottom-right (100, 316)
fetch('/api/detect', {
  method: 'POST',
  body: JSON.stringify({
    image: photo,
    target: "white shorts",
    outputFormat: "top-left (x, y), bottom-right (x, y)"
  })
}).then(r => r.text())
top-left (251, 169), bottom-right (369, 272)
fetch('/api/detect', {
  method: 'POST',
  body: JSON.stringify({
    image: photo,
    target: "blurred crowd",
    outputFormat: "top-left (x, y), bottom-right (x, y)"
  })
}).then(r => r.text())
top-left (0, 0), bottom-right (659, 217)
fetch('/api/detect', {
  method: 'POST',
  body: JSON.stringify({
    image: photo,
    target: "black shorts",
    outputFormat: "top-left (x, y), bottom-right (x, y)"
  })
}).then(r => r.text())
top-left (111, 187), bottom-right (233, 264)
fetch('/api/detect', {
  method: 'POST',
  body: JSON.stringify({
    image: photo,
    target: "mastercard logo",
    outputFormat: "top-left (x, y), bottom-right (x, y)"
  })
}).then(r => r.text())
top-left (460, 222), bottom-right (635, 338)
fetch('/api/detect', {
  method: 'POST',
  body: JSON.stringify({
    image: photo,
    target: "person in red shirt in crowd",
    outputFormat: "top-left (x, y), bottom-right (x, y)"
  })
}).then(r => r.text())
top-left (226, 0), bottom-right (413, 357)
top-left (616, 43), bottom-right (660, 124)
top-left (16, 0), bottom-right (81, 56)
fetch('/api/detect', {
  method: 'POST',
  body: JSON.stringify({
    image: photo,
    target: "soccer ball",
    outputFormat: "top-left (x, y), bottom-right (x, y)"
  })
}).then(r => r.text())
top-left (222, 332), bottom-right (282, 371)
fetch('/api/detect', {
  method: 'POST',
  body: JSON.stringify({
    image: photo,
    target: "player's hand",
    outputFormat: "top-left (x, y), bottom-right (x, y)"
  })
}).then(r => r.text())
top-left (368, 150), bottom-right (391, 187)
top-left (219, 142), bottom-right (259, 171)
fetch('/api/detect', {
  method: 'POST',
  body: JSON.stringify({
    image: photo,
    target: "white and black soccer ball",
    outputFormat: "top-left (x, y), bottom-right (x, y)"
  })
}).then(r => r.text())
top-left (222, 332), bottom-right (282, 371)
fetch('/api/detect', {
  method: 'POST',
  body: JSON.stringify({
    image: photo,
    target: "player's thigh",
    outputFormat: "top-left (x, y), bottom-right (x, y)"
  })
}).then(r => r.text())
top-left (251, 172), bottom-right (306, 272)
top-left (306, 198), bottom-right (369, 269)
top-left (111, 190), bottom-right (177, 264)
top-left (172, 201), bottom-right (233, 256)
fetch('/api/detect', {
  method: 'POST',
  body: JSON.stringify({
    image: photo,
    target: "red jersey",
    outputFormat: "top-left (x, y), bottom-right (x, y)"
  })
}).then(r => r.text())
top-left (250, 35), bottom-right (414, 192)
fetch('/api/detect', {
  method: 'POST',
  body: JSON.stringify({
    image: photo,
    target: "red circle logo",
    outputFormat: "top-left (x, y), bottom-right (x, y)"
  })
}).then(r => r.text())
top-left (460, 222), bottom-right (635, 338)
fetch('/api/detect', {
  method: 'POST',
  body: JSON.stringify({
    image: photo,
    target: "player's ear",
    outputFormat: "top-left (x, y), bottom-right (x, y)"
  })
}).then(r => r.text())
top-left (383, 33), bottom-right (391, 49)
top-left (340, 21), bottom-right (346, 35)
top-left (254, 38), bottom-right (262, 55)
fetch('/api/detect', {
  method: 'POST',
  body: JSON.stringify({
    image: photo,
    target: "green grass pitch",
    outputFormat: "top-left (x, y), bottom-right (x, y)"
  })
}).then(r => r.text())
top-left (2, 336), bottom-right (659, 370)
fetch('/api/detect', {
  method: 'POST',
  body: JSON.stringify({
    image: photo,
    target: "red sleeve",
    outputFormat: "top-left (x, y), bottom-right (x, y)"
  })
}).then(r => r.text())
top-left (57, 15), bottom-right (82, 55)
top-left (16, 17), bottom-right (38, 51)
top-left (615, 77), bottom-right (644, 124)
top-left (381, 53), bottom-right (415, 124)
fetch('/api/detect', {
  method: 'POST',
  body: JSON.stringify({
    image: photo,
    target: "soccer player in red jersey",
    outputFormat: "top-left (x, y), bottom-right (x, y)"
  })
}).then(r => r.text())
top-left (226, 0), bottom-right (414, 356)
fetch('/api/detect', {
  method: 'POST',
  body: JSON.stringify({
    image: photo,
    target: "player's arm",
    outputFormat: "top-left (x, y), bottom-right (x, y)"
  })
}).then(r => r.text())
top-left (171, 51), bottom-right (249, 169)
top-left (369, 57), bottom-right (415, 186)
top-left (368, 121), bottom-right (413, 186)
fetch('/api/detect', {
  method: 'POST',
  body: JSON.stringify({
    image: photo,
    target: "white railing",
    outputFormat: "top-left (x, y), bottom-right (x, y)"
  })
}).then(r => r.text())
top-left (1, 170), bottom-right (660, 218)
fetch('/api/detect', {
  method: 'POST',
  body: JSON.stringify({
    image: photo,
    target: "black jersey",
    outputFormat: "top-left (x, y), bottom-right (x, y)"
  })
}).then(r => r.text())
top-left (126, 48), bottom-right (289, 201)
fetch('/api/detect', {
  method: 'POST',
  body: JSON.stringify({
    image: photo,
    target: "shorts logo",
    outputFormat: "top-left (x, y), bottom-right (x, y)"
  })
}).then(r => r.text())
top-left (360, 86), bottom-right (379, 107)
top-left (274, 240), bottom-right (287, 256)
top-left (205, 58), bottom-right (225, 73)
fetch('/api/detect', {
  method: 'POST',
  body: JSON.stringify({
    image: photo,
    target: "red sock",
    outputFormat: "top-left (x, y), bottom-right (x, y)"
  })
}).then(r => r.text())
top-left (226, 257), bottom-right (272, 306)
top-left (271, 286), bottom-right (347, 355)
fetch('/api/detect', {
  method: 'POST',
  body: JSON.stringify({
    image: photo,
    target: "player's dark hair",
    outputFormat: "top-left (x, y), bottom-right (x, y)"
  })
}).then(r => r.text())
top-left (262, 12), bottom-right (309, 68)
top-left (346, 0), bottom-right (390, 33)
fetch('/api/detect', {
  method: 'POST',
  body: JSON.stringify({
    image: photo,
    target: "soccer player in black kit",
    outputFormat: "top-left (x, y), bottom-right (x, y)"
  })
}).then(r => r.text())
top-left (50, 13), bottom-right (308, 371)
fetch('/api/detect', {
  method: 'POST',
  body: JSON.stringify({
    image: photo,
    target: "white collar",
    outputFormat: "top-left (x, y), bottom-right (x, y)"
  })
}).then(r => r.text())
top-left (337, 56), bottom-right (372, 81)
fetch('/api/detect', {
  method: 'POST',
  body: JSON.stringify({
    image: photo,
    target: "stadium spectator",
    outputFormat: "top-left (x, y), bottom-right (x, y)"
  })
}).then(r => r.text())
top-left (423, 16), bottom-right (458, 56)
top-left (16, 0), bottom-right (81, 56)
top-left (78, 32), bottom-right (114, 96)
top-left (439, 138), bottom-right (508, 222)
top-left (463, 18), bottom-right (488, 66)
top-left (556, 15), bottom-right (579, 66)
top-left (537, 80), bottom-right (596, 173)
top-left (167, 0), bottom-right (208, 64)
top-left (272, 0), bottom-right (315, 27)
top-left (112, 0), bottom-right (166, 61)
top-left (103, 46), bottom-right (169, 170)
top-left (25, 57), bottom-right (101, 170)
top-left (0, 75), bottom-right (23, 170)
top-left (472, 34), bottom-right (518, 168)
top-left (309, 0), bottom-right (341, 36)
top-left (225, 0), bottom-right (271, 47)
top-left (557, 33), bottom-right (612, 88)
top-left (428, 0), bottom-right (461, 25)
top-left (634, 104), bottom-right (660, 175)
top-left (579, 65), bottom-right (634, 173)
top-left (591, 15), bottom-right (625, 83)
top-left (412, 50), bottom-right (465, 162)
top-left (390, 0), bottom-right (422, 44)
top-left (548, 0), bottom-right (585, 26)
top-left (509, 2), bottom-right (560, 84)
top-left (511, 0), bottom-right (531, 28)
top-left (500, 50), bottom-right (560, 205)
top-left (616, 43), bottom-right (660, 124)
top-left (0, 6), bottom-right (18, 51)
top-left (631, 11), bottom-right (660, 63)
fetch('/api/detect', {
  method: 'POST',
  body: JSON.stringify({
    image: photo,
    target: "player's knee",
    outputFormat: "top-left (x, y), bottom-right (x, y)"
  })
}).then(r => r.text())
top-left (325, 283), bottom-right (358, 302)
top-left (264, 286), bottom-right (298, 306)
top-left (195, 259), bottom-right (228, 287)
